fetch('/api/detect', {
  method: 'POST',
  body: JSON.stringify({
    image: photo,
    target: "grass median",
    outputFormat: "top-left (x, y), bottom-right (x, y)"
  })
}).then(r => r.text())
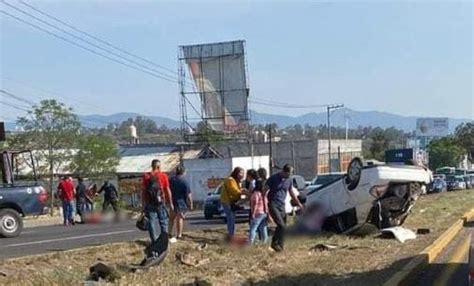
top-left (1, 190), bottom-right (473, 285)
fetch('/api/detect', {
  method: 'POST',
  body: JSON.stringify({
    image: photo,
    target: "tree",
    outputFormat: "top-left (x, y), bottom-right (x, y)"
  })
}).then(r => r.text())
top-left (70, 135), bottom-right (120, 179)
top-left (455, 122), bottom-right (474, 161)
top-left (16, 99), bottom-right (81, 213)
top-left (427, 137), bottom-right (465, 170)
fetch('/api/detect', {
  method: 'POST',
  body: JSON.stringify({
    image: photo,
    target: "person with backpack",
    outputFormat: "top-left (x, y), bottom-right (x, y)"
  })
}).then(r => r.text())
top-left (142, 159), bottom-right (174, 243)
top-left (98, 180), bottom-right (119, 213)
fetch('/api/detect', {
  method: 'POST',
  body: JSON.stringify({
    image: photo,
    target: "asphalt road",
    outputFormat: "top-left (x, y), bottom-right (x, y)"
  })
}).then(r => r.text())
top-left (411, 221), bottom-right (473, 286)
top-left (0, 212), bottom-right (225, 259)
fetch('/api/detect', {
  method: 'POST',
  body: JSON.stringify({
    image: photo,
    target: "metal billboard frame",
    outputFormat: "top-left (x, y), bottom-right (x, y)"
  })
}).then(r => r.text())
top-left (178, 40), bottom-right (250, 143)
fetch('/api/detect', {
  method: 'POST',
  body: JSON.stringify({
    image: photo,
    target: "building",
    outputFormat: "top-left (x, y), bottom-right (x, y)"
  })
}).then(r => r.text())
top-left (213, 139), bottom-right (362, 180)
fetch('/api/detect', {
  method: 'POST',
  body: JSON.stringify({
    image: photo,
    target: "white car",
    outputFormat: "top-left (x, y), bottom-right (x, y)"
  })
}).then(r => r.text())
top-left (299, 158), bottom-right (432, 233)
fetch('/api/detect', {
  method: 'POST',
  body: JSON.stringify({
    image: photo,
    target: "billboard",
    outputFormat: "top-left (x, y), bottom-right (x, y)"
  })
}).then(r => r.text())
top-left (416, 118), bottom-right (449, 137)
top-left (180, 40), bottom-right (249, 133)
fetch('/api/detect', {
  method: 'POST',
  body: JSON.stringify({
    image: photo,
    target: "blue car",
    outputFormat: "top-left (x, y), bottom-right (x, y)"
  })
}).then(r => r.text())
top-left (429, 178), bottom-right (447, 193)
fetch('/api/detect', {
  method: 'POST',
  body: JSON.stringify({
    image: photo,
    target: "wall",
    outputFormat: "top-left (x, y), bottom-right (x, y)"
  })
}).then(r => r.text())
top-left (183, 158), bottom-right (232, 202)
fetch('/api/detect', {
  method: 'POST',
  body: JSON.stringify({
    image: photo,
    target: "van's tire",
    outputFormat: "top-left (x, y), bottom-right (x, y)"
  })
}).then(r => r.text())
top-left (0, 208), bottom-right (23, 238)
top-left (346, 157), bottom-right (364, 191)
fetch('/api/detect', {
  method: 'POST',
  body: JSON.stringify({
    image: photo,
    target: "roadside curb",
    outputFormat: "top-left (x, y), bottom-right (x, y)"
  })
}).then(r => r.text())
top-left (383, 208), bottom-right (474, 286)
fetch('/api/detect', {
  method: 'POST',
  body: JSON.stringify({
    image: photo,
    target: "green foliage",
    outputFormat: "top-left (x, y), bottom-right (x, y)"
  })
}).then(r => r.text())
top-left (454, 122), bottom-right (473, 160)
top-left (15, 99), bottom-right (81, 175)
top-left (428, 137), bottom-right (465, 170)
top-left (70, 134), bottom-right (120, 179)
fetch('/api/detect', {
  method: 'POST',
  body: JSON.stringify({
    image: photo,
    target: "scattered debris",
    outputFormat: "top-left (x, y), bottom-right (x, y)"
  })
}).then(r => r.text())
top-left (310, 243), bottom-right (341, 252)
top-left (89, 261), bottom-right (117, 282)
top-left (381, 227), bottom-right (417, 243)
top-left (176, 252), bottom-right (210, 267)
top-left (419, 209), bottom-right (427, 214)
top-left (416, 228), bottom-right (431, 235)
top-left (0, 270), bottom-right (7, 277)
top-left (197, 243), bottom-right (208, 251)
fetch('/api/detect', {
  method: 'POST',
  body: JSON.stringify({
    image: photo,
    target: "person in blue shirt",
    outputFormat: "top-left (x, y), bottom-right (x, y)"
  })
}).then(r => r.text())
top-left (168, 166), bottom-right (193, 242)
top-left (266, 164), bottom-right (304, 252)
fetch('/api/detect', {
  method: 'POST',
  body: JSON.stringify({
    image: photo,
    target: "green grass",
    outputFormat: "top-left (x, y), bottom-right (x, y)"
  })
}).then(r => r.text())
top-left (1, 190), bottom-right (473, 286)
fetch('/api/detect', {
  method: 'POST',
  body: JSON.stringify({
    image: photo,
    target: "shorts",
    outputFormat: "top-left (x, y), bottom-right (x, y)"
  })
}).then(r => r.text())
top-left (173, 199), bottom-right (188, 214)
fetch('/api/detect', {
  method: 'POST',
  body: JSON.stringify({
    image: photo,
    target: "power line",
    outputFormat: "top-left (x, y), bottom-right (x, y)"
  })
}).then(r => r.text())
top-left (1, 76), bottom-right (105, 112)
top-left (0, 9), bottom-right (181, 85)
top-left (0, 100), bottom-right (30, 112)
top-left (19, 0), bottom-right (179, 77)
top-left (2, 1), bottom-right (181, 84)
top-left (0, 89), bottom-right (36, 105)
top-left (250, 99), bottom-right (331, 109)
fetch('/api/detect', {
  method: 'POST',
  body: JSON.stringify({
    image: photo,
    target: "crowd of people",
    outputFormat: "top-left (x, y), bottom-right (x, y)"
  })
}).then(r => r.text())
top-left (59, 158), bottom-right (305, 266)
top-left (56, 176), bottom-right (119, 225)
top-left (140, 158), bottom-right (305, 266)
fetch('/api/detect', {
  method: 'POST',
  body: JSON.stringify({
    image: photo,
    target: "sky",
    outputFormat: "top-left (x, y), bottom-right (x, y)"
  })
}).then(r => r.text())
top-left (1, 0), bottom-right (473, 122)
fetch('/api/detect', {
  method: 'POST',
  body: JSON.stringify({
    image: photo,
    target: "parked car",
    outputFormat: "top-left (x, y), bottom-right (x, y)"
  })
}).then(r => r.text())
top-left (0, 150), bottom-right (49, 238)
top-left (429, 178), bottom-right (447, 193)
top-left (446, 175), bottom-right (466, 191)
top-left (463, 175), bottom-right (474, 189)
top-left (298, 157), bottom-right (432, 233)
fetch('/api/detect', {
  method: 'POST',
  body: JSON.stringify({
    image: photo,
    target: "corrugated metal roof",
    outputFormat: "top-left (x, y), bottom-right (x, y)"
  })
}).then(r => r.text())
top-left (116, 149), bottom-right (201, 174)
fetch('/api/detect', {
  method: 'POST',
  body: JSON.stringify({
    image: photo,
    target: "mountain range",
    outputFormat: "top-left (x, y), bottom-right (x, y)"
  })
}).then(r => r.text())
top-left (4, 108), bottom-right (471, 133)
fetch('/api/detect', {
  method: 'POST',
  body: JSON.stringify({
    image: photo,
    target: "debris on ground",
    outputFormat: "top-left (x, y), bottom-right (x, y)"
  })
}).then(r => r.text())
top-left (381, 227), bottom-right (417, 243)
top-left (0, 271), bottom-right (7, 277)
top-left (176, 252), bottom-right (210, 267)
top-left (309, 243), bottom-right (341, 252)
top-left (416, 228), bottom-right (431, 235)
top-left (89, 261), bottom-right (117, 282)
top-left (197, 243), bottom-right (208, 251)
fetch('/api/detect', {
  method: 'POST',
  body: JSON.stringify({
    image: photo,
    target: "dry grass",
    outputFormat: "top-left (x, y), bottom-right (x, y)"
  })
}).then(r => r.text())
top-left (1, 190), bottom-right (473, 286)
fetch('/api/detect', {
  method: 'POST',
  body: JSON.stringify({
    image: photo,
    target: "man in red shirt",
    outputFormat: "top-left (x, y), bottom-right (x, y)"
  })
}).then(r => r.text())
top-left (142, 159), bottom-right (174, 243)
top-left (58, 176), bottom-right (75, 226)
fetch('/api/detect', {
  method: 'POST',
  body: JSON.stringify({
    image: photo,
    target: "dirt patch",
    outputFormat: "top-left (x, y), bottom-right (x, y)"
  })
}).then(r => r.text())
top-left (1, 190), bottom-right (473, 285)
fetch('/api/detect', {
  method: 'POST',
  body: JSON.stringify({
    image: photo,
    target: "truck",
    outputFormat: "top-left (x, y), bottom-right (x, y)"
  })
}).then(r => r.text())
top-left (0, 150), bottom-right (49, 238)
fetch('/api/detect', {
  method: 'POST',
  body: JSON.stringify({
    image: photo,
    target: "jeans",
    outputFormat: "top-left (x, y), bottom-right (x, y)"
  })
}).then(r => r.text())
top-left (62, 200), bottom-right (74, 224)
top-left (249, 213), bottom-right (268, 244)
top-left (268, 202), bottom-right (287, 250)
top-left (222, 204), bottom-right (236, 236)
top-left (145, 204), bottom-right (169, 242)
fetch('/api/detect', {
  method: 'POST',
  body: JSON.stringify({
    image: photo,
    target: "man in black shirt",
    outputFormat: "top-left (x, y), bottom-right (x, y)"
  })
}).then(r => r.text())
top-left (266, 164), bottom-right (304, 252)
top-left (98, 180), bottom-right (119, 213)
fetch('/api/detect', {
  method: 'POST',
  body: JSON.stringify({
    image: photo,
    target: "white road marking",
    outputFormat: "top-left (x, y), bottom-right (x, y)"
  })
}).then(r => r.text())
top-left (3, 230), bottom-right (136, 248)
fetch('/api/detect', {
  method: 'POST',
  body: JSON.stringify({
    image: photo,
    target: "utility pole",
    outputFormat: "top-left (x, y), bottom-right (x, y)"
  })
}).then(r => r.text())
top-left (327, 104), bottom-right (344, 174)
top-left (268, 124), bottom-right (273, 175)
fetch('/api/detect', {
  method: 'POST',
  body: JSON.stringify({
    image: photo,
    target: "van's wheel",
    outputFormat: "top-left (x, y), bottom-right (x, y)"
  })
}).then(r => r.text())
top-left (346, 157), bottom-right (364, 191)
top-left (0, 209), bottom-right (23, 238)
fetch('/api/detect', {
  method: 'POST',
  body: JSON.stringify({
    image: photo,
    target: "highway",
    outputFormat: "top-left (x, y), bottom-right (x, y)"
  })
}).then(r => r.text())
top-left (0, 212), bottom-right (224, 259)
top-left (410, 221), bottom-right (473, 286)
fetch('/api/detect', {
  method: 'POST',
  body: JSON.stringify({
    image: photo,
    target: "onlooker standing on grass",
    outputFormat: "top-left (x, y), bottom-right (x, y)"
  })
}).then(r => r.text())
top-left (142, 159), bottom-right (174, 243)
top-left (220, 167), bottom-right (246, 239)
top-left (266, 164), bottom-right (304, 252)
top-left (169, 166), bottom-right (193, 242)
top-left (98, 180), bottom-right (119, 213)
top-left (58, 176), bottom-right (75, 226)
top-left (249, 177), bottom-right (269, 244)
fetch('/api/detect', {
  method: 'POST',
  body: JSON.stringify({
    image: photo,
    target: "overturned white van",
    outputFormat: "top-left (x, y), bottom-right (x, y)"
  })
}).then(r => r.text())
top-left (299, 158), bottom-right (432, 233)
